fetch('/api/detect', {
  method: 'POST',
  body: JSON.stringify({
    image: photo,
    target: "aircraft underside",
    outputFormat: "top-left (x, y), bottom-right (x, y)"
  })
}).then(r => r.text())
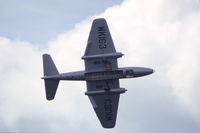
top-left (42, 18), bottom-right (154, 128)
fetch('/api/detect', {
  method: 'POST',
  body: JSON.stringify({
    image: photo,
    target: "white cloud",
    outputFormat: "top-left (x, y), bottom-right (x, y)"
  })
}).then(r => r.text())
top-left (0, 0), bottom-right (200, 132)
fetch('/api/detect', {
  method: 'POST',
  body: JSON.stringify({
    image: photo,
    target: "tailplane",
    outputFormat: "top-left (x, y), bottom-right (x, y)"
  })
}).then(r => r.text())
top-left (42, 54), bottom-right (60, 100)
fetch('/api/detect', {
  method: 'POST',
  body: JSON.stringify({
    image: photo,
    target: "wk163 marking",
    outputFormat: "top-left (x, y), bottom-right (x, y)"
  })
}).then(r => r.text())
top-left (104, 98), bottom-right (113, 121)
top-left (98, 26), bottom-right (107, 49)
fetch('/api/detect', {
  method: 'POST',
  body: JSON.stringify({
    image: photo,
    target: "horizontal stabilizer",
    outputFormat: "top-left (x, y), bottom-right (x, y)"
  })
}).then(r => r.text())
top-left (44, 79), bottom-right (59, 100)
top-left (42, 54), bottom-right (60, 100)
top-left (43, 54), bottom-right (59, 76)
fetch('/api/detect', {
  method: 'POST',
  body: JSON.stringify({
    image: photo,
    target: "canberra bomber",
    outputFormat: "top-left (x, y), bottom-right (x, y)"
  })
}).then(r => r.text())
top-left (42, 18), bottom-right (154, 128)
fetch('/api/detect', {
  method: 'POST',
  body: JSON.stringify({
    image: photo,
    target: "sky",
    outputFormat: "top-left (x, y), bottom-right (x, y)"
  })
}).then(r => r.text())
top-left (0, 0), bottom-right (200, 132)
top-left (0, 0), bottom-right (122, 43)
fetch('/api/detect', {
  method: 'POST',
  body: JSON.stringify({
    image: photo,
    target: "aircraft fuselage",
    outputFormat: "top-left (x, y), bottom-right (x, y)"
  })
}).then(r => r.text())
top-left (42, 67), bottom-right (154, 81)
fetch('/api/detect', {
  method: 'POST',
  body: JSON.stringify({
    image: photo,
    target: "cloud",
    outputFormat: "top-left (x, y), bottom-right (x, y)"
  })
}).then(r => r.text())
top-left (0, 0), bottom-right (200, 132)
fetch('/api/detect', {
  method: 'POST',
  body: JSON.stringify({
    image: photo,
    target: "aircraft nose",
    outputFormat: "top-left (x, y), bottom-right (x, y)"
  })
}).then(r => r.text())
top-left (147, 68), bottom-right (154, 75)
top-left (133, 67), bottom-right (154, 77)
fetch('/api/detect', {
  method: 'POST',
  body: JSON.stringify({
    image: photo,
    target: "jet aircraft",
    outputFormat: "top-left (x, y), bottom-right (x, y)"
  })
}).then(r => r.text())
top-left (42, 18), bottom-right (154, 128)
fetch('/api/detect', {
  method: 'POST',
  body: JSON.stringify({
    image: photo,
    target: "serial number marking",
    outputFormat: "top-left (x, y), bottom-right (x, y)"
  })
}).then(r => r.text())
top-left (104, 98), bottom-right (113, 121)
top-left (98, 26), bottom-right (107, 49)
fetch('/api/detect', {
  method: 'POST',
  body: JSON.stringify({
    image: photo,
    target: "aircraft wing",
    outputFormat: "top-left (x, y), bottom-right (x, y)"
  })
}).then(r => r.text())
top-left (85, 79), bottom-right (126, 128)
top-left (83, 18), bottom-right (126, 128)
top-left (84, 18), bottom-right (116, 56)
top-left (82, 18), bottom-right (123, 71)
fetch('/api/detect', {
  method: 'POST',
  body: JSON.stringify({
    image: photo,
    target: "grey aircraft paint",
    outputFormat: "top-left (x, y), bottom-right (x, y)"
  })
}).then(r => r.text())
top-left (42, 18), bottom-right (154, 128)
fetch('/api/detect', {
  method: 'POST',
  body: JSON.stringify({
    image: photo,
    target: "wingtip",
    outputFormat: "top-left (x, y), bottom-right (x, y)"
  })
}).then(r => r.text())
top-left (93, 18), bottom-right (106, 23)
top-left (102, 122), bottom-right (116, 129)
top-left (43, 53), bottom-right (50, 57)
top-left (46, 97), bottom-right (54, 101)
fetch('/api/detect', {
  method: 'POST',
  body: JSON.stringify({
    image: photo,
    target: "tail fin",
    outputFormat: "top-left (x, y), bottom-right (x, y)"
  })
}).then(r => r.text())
top-left (42, 54), bottom-right (60, 100)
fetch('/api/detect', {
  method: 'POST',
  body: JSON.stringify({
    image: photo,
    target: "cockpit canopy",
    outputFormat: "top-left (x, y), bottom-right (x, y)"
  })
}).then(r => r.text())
top-left (125, 69), bottom-right (134, 78)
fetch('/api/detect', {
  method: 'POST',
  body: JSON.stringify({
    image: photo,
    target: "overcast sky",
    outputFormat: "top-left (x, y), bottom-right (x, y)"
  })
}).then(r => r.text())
top-left (0, 0), bottom-right (200, 132)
